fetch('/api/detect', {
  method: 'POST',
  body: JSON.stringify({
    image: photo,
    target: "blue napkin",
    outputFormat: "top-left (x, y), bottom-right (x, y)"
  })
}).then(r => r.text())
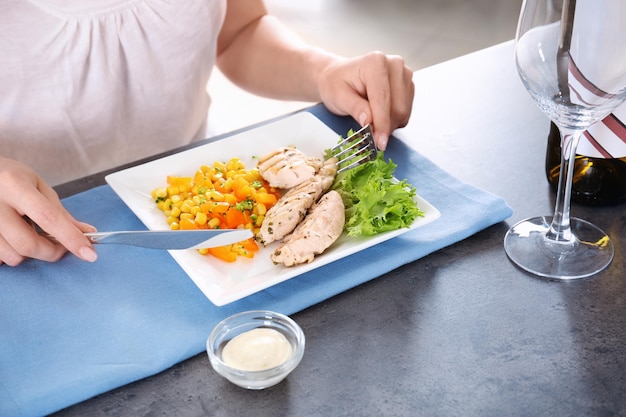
top-left (0, 107), bottom-right (512, 417)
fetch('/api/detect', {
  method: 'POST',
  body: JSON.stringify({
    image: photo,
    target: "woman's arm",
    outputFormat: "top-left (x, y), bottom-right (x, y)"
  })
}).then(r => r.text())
top-left (216, 0), bottom-right (414, 150)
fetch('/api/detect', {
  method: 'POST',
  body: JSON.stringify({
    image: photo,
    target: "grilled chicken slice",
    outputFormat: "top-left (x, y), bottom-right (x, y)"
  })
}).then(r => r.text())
top-left (271, 190), bottom-right (345, 267)
top-left (257, 146), bottom-right (324, 189)
top-left (257, 192), bottom-right (314, 246)
top-left (257, 158), bottom-right (338, 246)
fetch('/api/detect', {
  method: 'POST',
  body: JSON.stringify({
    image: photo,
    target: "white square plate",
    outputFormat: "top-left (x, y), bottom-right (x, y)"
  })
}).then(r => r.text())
top-left (106, 113), bottom-right (440, 306)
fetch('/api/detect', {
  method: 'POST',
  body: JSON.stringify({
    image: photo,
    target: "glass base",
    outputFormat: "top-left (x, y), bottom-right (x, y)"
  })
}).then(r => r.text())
top-left (504, 216), bottom-right (614, 279)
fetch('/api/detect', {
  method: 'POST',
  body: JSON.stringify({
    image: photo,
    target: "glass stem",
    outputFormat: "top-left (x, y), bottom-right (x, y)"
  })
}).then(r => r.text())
top-left (546, 127), bottom-right (581, 247)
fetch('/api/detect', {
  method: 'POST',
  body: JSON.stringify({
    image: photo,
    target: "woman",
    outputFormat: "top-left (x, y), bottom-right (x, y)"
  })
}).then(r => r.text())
top-left (0, 0), bottom-right (414, 266)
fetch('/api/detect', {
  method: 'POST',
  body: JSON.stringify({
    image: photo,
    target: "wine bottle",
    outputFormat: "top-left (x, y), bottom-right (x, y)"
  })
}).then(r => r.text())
top-left (545, 107), bottom-right (626, 206)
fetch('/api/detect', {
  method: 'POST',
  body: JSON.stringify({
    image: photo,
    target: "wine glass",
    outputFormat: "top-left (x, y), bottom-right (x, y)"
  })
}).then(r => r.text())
top-left (504, 0), bottom-right (626, 279)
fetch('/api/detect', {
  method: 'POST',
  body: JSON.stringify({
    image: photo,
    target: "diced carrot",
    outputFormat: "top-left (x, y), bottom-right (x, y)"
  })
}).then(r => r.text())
top-left (167, 176), bottom-right (192, 186)
top-left (207, 245), bottom-right (237, 262)
top-left (256, 192), bottom-right (277, 206)
top-left (179, 218), bottom-right (198, 230)
top-left (202, 201), bottom-right (229, 216)
top-left (234, 184), bottom-right (251, 201)
top-left (241, 238), bottom-right (259, 252)
top-left (225, 207), bottom-right (250, 229)
top-left (223, 193), bottom-right (237, 206)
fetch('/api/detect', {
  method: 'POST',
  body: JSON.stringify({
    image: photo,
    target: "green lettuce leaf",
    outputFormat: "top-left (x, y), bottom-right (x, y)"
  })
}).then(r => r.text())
top-left (331, 152), bottom-right (424, 236)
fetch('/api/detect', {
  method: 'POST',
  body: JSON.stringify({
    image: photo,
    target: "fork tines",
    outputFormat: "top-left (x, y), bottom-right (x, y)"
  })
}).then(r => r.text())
top-left (331, 125), bottom-right (377, 173)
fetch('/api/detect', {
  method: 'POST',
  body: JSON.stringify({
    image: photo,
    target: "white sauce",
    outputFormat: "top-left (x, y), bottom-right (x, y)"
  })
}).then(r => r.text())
top-left (222, 328), bottom-right (292, 371)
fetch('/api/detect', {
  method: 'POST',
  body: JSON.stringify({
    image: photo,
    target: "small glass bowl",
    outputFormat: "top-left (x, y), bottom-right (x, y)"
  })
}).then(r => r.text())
top-left (207, 310), bottom-right (305, 390)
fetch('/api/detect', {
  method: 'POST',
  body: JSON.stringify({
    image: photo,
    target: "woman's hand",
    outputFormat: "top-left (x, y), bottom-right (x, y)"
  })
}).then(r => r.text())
top-left (0, 157), bottom-right (97, 266)
top-left (317, 52), bottom-right (415, 150)
top-left (218, 0), bottom-right (414, 151)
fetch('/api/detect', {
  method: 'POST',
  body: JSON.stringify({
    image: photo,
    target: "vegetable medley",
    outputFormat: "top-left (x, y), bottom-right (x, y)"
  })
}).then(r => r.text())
top-left (151, 131), bottom-right (423, 263)
top-left (151, 158), bottom-right (281, 262)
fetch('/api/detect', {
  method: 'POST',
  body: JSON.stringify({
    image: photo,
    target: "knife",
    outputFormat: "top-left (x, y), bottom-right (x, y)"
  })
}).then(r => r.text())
top-left (41, 229), bottom-right (254, 250)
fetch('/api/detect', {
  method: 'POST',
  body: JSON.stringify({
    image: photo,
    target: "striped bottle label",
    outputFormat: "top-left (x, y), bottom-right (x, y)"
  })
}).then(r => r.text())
top-left (577, 106), bottom-right (626, 158)
top-left (568, 1), bottom-right (626, 158)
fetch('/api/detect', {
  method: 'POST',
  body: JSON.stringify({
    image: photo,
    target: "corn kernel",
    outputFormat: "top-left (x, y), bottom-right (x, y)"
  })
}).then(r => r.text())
top-left (207, 190), bottom-right (224, 202)
top-left (180, 201), bottom-right (193, 213)
top-left (213, 160), bottom-right (226, 173)
top-left (152, 187), bottom-right (167, 199)
top-left (226, 158), bottom-right (244, 171)
top-left (195, 212), bottom-right (208, 226)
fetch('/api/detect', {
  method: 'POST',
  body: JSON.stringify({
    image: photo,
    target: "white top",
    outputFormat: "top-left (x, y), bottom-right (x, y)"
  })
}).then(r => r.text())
top-left (0, 0), bottom-right (226, 185)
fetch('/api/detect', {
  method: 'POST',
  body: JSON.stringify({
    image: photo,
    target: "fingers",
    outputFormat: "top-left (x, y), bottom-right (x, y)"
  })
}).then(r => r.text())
top-left (0, 211), bottom-right (67, 266)
top-left (360, 53), bottom-right (414, 150)
top-left (0, 157), bottom-right (97, 266)
top-left (318, 52), bottom-right (414, 151)
top-left (24, 179), bottom-right (98, 263)
top-left (386, 54), bottom-right (414, 129)
top-left (355, 53), bottom-right (391, 149)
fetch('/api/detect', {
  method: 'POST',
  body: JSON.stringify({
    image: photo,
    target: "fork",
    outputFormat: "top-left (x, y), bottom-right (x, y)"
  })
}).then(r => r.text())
top-left (330, 125), bottom-right (377, 173)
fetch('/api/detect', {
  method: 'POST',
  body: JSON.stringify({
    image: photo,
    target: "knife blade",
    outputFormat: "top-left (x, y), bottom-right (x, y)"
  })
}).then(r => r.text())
top-left (42, 229), bottom-right (254, 250)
